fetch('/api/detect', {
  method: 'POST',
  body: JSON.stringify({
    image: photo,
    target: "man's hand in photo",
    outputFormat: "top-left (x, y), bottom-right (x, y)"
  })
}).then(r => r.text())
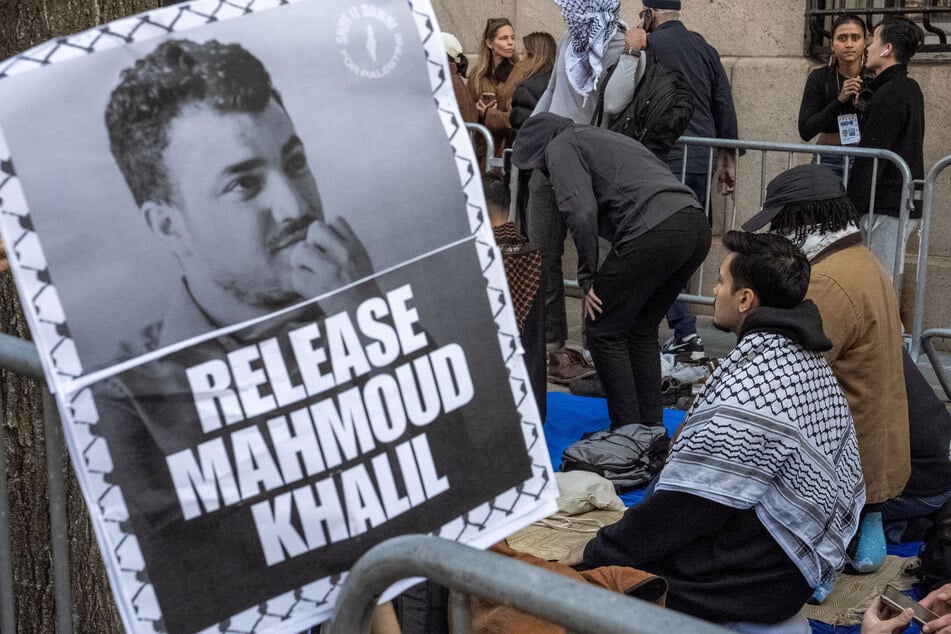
top-left (290, 216), bottom-right (373, 299)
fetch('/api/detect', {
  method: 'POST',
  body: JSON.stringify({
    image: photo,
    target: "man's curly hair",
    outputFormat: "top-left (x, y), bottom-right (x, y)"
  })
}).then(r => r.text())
top-left (105, 39), bottom-right (281, 206)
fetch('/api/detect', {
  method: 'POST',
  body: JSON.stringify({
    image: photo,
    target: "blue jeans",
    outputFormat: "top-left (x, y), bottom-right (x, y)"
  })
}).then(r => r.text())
top-left (811, 153), bottom-right (853, 185)
top-left (881, 491), bottom-right (951, 543)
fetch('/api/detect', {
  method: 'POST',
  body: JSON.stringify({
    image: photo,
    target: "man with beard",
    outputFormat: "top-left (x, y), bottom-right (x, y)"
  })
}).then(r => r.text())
top-left (563, 231), bottom-right (863, 631)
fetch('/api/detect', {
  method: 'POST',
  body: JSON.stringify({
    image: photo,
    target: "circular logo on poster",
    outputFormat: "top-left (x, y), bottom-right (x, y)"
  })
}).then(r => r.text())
top-left (336, 4), bottom-right (404, 79)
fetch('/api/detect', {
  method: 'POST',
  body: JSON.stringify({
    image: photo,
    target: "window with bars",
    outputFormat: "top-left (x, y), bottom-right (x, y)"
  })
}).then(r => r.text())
top-left (806, 0), bottom-right (951, 59)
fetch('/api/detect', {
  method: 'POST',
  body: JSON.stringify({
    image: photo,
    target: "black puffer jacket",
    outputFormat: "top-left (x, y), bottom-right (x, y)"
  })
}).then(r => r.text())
top-left (510, 72), bottom-right (550, 131)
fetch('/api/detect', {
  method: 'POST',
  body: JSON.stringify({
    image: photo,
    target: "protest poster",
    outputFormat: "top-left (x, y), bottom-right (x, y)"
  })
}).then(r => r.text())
top-left (0, 0), bottom-right (559, 631)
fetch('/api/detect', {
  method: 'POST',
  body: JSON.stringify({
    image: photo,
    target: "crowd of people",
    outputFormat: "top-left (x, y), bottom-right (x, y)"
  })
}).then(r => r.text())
top-left (429, 1), bottom-right (951, 633)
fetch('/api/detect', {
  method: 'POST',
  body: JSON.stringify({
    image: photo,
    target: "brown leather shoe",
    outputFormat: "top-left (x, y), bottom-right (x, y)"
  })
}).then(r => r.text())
top-left (547, 347), bottom-right (596, 384)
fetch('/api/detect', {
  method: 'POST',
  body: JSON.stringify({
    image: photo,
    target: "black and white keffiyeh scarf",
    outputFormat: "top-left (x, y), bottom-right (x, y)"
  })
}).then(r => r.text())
top-left (555, 0), bottom-right (621, 98)
top-left (656, 308), bottom-right (865, 587)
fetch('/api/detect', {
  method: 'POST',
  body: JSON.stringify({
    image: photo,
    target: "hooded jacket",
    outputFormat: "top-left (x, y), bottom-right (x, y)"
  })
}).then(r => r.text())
top-left (511, 113), bottom-right (698, 292)
top-left (584, 300), bottom-right (863, 624)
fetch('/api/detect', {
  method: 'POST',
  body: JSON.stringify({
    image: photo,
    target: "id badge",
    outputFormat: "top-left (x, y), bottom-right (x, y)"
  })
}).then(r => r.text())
top-left (838, 113), bottom-right (860, 145)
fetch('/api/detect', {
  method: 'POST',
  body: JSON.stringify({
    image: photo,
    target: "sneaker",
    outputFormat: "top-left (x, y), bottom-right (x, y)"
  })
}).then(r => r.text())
top-left (547, 347), bottom-right (596, 384)
top-left (568, 374), bottom-right (605, 398)
top-left (661, 333), bottom-right (705, 362)
top-left (846, 511), bottom-right (886, 574)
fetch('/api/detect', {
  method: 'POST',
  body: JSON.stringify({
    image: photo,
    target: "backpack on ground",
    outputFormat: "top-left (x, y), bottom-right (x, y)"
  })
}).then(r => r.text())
top-left (593, 46), bottom-right (694, 158)
top-left (917, 497), bottom-right (951, 594)
top-left (560, 423), bottom-right (669, 493)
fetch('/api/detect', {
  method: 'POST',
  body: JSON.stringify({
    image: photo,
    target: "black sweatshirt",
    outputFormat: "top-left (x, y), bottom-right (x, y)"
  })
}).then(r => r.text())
top-left (582, 490), bottom-right (812, 624)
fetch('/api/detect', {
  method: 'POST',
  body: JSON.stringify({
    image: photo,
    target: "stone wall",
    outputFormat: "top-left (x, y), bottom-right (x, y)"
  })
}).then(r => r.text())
top-left (433, 0), bottom-right (951, 332)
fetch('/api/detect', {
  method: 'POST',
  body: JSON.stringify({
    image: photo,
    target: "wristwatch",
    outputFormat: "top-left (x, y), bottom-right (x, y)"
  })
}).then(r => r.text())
top-left (624, 47), bottom-right (641, 56)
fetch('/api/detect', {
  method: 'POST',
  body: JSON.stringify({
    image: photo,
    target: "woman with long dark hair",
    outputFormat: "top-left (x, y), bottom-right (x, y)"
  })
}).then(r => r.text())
top-left (798, 14), bottom-right (868, 181)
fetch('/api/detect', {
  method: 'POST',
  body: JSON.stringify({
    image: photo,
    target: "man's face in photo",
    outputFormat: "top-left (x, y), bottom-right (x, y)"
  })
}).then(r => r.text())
top-left (160, 97), bottom-right (324, 309)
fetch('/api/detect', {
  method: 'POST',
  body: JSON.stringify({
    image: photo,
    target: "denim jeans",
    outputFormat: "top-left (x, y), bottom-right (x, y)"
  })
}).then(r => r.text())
top-left (526, 170), bottom-right (568, 347)
top-left (881, 491), bottom-right (951, 543)
top-left (587, 207), bottom-right (711, 428)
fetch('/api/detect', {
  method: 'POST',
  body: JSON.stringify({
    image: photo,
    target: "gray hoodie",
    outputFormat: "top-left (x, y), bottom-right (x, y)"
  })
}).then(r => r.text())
top-left (512, 113), bottom-right (699, 292)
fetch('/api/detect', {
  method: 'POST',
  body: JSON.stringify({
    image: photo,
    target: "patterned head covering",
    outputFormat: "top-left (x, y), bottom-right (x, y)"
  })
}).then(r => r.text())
top-left (555, 0), bottom-right (622, 98)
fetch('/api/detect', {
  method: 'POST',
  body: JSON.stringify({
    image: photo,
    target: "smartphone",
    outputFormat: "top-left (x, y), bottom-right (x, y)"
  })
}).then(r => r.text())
top-left (481, 92), bottom-right (496, 103)
top-left (640, 8), bottom-right (656, 33)
top-left (880, 585), bottom-right (939, 625)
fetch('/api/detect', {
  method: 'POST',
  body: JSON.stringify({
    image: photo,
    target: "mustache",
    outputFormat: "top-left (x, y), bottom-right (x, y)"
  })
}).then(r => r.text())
top-left (267, 214), bottom-right (318, 253)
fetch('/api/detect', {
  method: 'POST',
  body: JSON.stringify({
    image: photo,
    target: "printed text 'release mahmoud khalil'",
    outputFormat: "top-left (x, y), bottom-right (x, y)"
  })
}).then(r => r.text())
top-left (166, 284), bottom-right (471, 565)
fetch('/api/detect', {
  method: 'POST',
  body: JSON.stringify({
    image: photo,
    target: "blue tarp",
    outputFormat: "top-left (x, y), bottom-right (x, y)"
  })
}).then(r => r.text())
top-left (543, 391), bottom-right (925, 633)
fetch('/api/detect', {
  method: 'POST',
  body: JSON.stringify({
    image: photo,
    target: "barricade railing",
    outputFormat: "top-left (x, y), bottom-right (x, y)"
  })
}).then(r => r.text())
top-left (0, 333), bottom-right (73, 633)
top-left (325, 534), bottom-right (733, 634)
top-left (556, 137), bottom-right (914, 305)
top-left (913, 154), bottom-right (951, 396)
top-left (464, 123), bottom-right (506, 174)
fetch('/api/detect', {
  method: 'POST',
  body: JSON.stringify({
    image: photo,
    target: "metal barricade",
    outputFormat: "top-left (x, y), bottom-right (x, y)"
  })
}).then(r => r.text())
top-left (556, 138), bottom-right (914, 305)
top-left (0, 333), bottom-right (73, 633)
top-left (325, 534), bottom-right (733, 634)
top-left (913, 154), bottom-right (951, 396)
top-left (464, 123), bottom-right (506, 174)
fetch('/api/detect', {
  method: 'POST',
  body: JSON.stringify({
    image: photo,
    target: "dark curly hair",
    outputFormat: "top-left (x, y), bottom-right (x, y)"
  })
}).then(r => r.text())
top-left (105, 39), bottom-right (280, 206)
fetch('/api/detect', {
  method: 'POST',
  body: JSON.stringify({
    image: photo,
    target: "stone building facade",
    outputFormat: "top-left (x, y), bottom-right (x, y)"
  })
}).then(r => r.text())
top-left (434, 0), bottom-right (951, 332)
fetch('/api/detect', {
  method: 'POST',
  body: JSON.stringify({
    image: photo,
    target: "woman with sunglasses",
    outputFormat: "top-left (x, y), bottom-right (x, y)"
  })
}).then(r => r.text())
top-left (798, 14), bottom-right (868, 182)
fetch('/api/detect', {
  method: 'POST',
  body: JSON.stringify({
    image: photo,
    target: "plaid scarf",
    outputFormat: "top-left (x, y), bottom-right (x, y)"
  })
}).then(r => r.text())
top-left (493, 222), bottom-right (542, 333)
top-left (555, 0), bottom-right (621, 98)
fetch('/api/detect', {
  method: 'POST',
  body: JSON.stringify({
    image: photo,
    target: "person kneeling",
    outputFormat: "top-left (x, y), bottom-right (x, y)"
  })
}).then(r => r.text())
top-left (563, 232), bottom-right (865, 631)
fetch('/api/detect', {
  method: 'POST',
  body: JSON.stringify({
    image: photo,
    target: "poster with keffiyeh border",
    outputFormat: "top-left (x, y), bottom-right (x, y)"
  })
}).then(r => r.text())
top-left (0, 0), bottom-right (558, 632)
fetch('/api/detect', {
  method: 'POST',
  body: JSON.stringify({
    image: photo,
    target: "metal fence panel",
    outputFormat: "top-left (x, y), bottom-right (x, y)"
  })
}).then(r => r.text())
top-left (911, 154), bottom-right (951, 357)
top-left (325, 534), bottom-right (735, 634)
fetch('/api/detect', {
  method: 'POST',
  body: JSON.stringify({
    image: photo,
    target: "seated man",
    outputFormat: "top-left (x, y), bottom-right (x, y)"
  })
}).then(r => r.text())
top-left (563, 231), bottom-right (865, 630)
top-left (881, 349), bottom-right (951, 544)
top-left (743, 164), bottom-right (910, 574)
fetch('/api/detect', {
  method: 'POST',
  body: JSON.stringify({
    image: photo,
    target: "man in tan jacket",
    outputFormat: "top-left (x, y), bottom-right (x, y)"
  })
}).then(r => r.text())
top-left (743, 164), bottom-right (909, 578)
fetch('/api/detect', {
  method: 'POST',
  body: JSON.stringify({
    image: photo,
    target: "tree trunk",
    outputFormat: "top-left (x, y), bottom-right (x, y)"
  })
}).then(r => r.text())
top-left (0, 3), bottom-right (157, 632)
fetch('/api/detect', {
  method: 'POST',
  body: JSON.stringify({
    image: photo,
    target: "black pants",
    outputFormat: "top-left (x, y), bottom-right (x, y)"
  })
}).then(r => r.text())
top-left (586, 207), bottom-right (711, 429)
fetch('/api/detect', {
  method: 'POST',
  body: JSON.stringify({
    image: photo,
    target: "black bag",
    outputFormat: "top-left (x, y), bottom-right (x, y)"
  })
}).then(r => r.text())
top-left (593, 47), bottom-right (694, 158)
top-left (917, 497), bottom-right (951, 594)
top-left (560, 423), bottom-right (669, 493)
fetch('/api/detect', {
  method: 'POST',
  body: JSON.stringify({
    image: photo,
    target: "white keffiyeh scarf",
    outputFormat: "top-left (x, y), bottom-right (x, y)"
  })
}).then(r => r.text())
top-left (555, 0), bottom-right (621, 98)
top-left (656, 325), bottom-right (865, 586)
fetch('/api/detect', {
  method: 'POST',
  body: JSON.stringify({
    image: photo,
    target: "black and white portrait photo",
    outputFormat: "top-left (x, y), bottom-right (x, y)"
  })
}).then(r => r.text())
top-left (0, 1), bottom-right (557, 632)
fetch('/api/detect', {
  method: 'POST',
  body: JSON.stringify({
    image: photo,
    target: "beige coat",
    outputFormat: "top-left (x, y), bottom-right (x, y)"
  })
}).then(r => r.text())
top-left (807, 239), bottom-right (910, 504)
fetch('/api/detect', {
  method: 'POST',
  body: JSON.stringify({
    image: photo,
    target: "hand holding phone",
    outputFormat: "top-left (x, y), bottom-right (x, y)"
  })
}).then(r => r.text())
top-left (880, 585), bottom-right (939, 626)
top-left (639, 8), bottom-right (656, 33)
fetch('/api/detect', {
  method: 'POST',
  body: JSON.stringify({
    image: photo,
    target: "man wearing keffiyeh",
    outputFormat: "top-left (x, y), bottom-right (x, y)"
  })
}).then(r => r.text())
top-left (743, 164), bottom-right (911, 583)
top-left (525, 0), bottom-right (644, 386)
top-left (563, 231), bottom-right (864, 631)
top-left (555, 0), bottom-right (622, 98)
